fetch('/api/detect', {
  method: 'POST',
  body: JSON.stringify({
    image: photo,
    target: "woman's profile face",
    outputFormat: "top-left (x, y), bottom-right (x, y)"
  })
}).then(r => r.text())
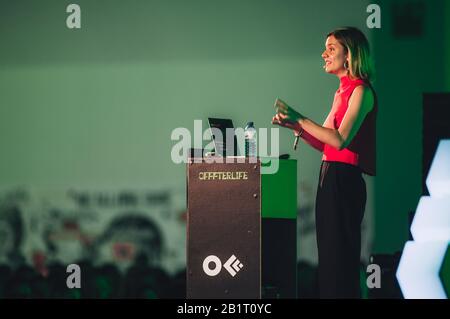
top-left (322, 35), bottom-right (348, 76)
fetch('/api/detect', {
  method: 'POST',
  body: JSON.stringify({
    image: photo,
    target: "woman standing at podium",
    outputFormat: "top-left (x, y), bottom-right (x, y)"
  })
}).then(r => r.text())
top-left (272, 27), bottom-right (377, 298)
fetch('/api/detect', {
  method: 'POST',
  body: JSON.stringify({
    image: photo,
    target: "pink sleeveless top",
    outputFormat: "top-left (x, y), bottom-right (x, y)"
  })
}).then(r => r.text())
top-left (322, 75), bottom-right (377, 176)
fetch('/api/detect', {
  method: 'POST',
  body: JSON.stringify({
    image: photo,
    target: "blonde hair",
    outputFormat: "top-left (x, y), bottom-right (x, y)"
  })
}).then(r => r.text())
top-left (327, 27), bottom-right (375, 83)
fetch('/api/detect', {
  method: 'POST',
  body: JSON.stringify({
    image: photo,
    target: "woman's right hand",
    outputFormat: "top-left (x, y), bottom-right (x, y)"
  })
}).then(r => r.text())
top-left (271, 113), bottom-right (301, 132)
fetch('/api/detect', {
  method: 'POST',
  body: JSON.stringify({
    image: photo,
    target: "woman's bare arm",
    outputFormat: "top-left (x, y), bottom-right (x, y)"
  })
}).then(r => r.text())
top-left (276, 86), bottom-right (374, 151)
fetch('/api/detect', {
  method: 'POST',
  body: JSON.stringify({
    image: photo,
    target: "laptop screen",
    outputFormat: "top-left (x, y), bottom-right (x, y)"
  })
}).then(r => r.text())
top-left (207, 117), bottom-right (238, 156)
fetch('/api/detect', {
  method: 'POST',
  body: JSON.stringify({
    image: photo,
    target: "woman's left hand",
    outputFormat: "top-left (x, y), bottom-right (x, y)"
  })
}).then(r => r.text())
top-left (274, 98), bottom-right (305, 123)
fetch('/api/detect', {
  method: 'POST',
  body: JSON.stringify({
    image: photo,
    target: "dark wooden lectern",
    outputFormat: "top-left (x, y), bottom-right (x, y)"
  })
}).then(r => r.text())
top-left (187, 158), bottom-right (297, 299)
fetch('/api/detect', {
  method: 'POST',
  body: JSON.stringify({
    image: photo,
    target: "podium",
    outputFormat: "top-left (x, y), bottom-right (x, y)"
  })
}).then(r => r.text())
top-left (186, 157), bottom-right (297, 299)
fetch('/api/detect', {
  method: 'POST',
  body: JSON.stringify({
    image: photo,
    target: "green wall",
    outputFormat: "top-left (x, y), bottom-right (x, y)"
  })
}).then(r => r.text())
top-left (372, 0), bottom-right (447, 253)
top-left (0, 0), bottom-right (371, 190)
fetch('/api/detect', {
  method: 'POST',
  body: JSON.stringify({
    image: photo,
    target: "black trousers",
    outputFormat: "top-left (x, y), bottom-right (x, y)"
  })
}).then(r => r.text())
top-left (315, 161), bottom-right (366, 298)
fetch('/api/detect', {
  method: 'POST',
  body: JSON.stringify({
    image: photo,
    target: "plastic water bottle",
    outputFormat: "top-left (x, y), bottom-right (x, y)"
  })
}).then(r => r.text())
top-left (245, 122), bottom-right (257, 158)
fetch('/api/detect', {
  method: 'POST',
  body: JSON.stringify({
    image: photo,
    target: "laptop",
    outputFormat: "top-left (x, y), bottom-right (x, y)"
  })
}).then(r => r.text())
top-left (207, 117), bottom-right (238, 156)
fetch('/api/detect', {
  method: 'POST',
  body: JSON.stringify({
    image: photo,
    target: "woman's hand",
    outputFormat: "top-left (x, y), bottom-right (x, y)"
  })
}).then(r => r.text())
top-left (271, 113), bottom-right (300, 131)
top-left (274, 98), bottom-right (305, 123)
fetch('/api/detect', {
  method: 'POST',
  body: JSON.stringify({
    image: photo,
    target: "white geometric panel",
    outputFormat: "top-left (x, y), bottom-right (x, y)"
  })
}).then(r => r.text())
top-left (426, 140), bottom-right (450, 198)
top-left (397, 139), bottom-right (450, 299)
top-left (396, 241), bottom-right (448, 299)
top-left (411, 196), bottom-right (450, 242)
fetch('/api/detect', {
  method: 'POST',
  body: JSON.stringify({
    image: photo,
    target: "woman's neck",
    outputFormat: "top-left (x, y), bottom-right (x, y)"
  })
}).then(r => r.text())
top-left (336, 69), bottom-right (349, 79)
